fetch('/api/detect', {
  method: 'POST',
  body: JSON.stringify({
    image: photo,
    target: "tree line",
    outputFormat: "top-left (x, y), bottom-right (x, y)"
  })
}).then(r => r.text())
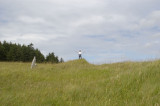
top-left (0, 41), bottom-right (64, 63)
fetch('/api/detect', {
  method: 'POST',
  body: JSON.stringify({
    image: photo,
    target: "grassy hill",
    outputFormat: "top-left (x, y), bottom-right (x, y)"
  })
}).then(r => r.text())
top-left (0, 59), bottom-right (160, 106)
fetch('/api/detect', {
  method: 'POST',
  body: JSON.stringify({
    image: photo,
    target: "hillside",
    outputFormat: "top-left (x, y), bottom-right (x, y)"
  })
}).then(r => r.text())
top-left (0, 59), bottom-right (160, 106)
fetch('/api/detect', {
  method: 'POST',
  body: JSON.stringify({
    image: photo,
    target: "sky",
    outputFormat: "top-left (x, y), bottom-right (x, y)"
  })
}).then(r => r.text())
top-left (0, 0), bottom-right (160, 63)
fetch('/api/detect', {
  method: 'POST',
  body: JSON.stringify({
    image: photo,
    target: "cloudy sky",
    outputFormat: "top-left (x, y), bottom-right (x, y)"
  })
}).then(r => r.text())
top-left (0, 0), bottom-right (160, 63)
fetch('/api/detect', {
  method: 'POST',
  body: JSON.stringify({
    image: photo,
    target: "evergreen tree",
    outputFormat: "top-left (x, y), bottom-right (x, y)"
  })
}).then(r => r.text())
top-left (60, 58), bottom-right (64, 63)
top-left (7, 43), bottom-right (21, 61)
top-left (21, 45), bottom-right (29, 62)
top-left (28, 43), bottom-right (35, 61)
top-left (35, 49), bottom-right (45, 62)
top-left (46, 52), bottom-right (59, 63)
top-left (3, 41), bottom-right (11, 61)
top-left (7, 44), bottom-right (16, 61)
top-left (0, 41), bottom-right (5, 61)
top-left (0, 41), bottom-right (63, 63)
top-left (17, 44), bottom-right (23, 61)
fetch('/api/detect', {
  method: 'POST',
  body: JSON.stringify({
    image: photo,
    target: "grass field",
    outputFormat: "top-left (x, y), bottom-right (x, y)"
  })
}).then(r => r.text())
top-left (0, 59), bottom-right (160, 106)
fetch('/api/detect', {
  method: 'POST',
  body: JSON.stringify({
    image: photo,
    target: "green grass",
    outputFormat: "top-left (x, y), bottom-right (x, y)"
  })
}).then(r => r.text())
top-left (0, 59), bottom-right (160, 106)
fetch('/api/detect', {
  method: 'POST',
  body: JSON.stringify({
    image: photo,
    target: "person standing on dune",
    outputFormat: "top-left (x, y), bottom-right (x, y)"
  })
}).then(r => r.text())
top-left (78, 50), bottom-right (82, 59)
top-left (75, 50), bottom-right (84, 59)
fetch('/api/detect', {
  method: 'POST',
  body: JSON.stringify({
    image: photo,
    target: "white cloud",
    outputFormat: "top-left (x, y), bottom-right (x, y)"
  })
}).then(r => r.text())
top-left (139, 10), bottom-right (160, 29)
top-left (18, 16), bottom-right (46, 24)
top-left (0, 0), bottom-right (160, 63)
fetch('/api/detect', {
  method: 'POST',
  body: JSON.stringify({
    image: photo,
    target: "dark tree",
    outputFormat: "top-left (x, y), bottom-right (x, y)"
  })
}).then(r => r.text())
top-left (60, 57), bottom-right (64, 63)
top-left (0, 41), bottom-right (46, 63)
top-left (35, 49), bottom-right (45, 62)
top-left (0, 41), bottom-right (5, 61)
top-left (46, 52), bottom-right (59, 63)
top-left (2, 41), bottom-right (11, 61)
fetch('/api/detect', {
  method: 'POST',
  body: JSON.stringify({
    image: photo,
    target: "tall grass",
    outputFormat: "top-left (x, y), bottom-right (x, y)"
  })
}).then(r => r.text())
top-left (0, 59), bottom-right (160, 106)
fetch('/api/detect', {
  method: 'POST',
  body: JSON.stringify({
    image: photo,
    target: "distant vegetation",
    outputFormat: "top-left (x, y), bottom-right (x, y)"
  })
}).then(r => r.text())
top-left (0, 41), bottom-right (64, 63)
top-left (0, 59), bottom-right (159, 105)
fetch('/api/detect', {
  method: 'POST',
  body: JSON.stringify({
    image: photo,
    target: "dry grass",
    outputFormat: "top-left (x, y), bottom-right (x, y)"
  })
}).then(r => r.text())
top-left (0, 59), bottom-right (160, 105)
